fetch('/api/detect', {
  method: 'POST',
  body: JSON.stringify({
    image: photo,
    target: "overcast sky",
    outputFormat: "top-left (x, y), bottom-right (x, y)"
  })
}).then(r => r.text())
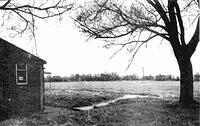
top-left (6, 13), bottom-right (200, 77)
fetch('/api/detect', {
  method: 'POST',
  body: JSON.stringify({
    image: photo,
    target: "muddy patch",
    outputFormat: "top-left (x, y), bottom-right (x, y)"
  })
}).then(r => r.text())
top-left (74, 93), bottom-right (160, 110)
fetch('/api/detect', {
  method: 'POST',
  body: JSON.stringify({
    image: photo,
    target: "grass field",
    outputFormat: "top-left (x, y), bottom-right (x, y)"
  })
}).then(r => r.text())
top-left (1, 81), bottom-right (200, 126)
top-left (45, 81), bottom-right (200, 98)
top-left (45, 81), bottom-right (200, 108)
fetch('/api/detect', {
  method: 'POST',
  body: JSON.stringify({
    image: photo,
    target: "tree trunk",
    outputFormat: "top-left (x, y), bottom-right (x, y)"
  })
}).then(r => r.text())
top-left (177, 56), bottom-right (194, 105)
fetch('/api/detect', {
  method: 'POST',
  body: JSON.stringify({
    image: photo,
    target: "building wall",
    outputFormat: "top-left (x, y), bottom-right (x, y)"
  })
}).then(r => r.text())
top-left (8, 63), bottom-right (44, 115)
top-left (1, 39), bottom-right (45, 116)
top-left (40, 65), bottom-right (45, 111)
top-left (0, 42), bottom-right (10, 108)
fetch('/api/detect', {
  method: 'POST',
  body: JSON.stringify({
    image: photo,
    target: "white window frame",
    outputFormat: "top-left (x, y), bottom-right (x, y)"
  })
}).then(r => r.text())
top-left (16, 64), bottom-right (28, 85)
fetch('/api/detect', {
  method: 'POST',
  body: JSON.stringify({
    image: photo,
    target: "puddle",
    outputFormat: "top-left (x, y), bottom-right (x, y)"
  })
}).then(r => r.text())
top-left (73, 94), bottom-right (159, 111)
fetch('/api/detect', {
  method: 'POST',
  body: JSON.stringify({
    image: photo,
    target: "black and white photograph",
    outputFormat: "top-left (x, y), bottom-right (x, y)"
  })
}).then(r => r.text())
top-left (0, 0), bottom-right (200, 125)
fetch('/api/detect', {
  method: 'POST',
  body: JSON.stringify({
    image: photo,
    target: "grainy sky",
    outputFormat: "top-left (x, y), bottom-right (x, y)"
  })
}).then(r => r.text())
top-left (7, 15), bottom-right (200, 77)
top-left (5, 0), bottom-right (200, 77)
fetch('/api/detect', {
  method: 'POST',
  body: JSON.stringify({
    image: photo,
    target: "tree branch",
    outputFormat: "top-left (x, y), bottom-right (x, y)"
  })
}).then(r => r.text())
top-left (167, 0), bottom-right (182, 47)
top-left (0, 0), bottom-right (73, 39)
top-left (1, 0), bottom-right (11, 8)
top-left (126, 42), bottom-right (144, 70)
top-left (146, 0), bottom-right (170, 29)
top-left (174, 1), bottom-right (186, 45)
top-left (188, 17), bottom-right (199, 57)
top-left (75, 0), bottom-right (199, 70)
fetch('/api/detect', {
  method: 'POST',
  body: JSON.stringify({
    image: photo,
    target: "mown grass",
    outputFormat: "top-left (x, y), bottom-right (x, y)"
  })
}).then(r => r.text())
top-left (70, 98), bottom-right (199, 126)
top-left (45, 89), bottom-right (122, 109)
top-left (0, 97), bottom-right (199, 126)
top-left (1, 82), bottom-right (200, 126)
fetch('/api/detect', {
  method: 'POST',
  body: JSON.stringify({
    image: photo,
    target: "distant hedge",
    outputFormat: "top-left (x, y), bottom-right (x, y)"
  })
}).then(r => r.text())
top-left (43, 72), bottom-right (200, 82)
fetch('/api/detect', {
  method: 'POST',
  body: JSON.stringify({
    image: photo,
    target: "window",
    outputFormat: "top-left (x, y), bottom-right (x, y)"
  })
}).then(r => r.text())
top-left (16, 64), bottom-right (28, 85)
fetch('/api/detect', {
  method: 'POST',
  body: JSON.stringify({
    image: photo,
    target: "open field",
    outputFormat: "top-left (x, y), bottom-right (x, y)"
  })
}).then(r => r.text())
top-left (1, 81), bottom-right (200, 126)
top-left (45, 81), bottom-right (200, 108)
top-left (45, 81), bottom-right (200, 98)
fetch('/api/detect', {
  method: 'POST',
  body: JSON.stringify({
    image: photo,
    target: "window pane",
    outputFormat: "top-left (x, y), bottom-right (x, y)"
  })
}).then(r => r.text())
top-left (16, 64), bottom-right (28, 84)
top-left (17, 64), bottom-right (26, 70)
top-left (17, 71), bottom-right (27, 83)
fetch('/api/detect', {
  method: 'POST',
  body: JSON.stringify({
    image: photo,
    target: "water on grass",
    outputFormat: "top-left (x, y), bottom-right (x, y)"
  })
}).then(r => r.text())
top-left (45, 81), bottom-right (200, 98)
top-left (74, 94), bottom-right (154, 111)
top-left (45, 81), bottom-right (200, 110)
top-left (73, 94), bottom-right (160, 110)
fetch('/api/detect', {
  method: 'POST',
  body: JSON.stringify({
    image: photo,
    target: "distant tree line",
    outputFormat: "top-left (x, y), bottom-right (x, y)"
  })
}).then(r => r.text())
top-left (45, 73), bottom-right (200, 82)
top-left (44, 72), bottom-right (200, 82)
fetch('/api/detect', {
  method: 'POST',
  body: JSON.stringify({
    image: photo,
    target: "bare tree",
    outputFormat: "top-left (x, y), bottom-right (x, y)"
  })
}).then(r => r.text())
top-left (75, 0), bottom-right (199, 106)
top-left (0, 0), bottom-right (73, 39)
